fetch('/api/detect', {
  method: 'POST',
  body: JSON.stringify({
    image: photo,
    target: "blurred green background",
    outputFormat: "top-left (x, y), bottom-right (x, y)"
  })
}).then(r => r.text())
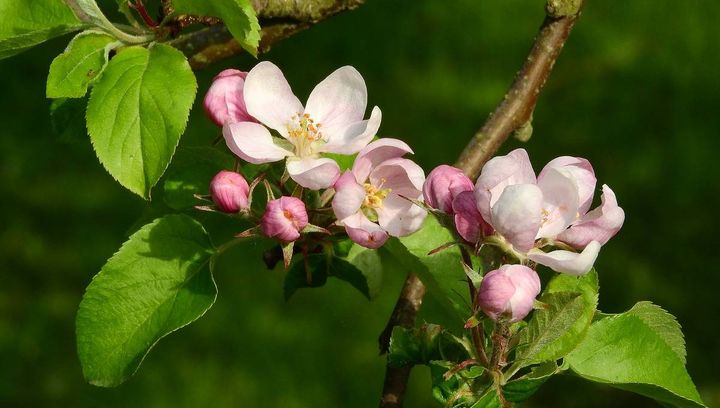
top-left (1, 0), bottom-right (719, 406)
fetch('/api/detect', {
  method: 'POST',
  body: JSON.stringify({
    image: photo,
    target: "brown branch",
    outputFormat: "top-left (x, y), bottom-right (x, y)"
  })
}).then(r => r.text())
top-left (169, 0), bottom-right (364, 70)
top-left (378, 2), bottom-right (585, 407)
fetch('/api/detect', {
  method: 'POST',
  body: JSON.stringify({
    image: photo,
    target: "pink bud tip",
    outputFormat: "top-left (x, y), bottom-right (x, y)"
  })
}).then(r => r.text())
top-left (477, 265), bottom-right (541, 322)
top-left (261, 197), bottom-right (309, 242)
top-left (203, 69), bottom-right (255, 127)
top-left (209, 170), bottom-right (250, 213)
top-left (423, 165), bottom-right (474, 214)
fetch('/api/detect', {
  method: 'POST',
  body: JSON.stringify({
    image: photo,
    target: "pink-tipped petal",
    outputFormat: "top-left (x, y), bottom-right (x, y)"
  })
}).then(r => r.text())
top-left (352, 138), bottom-right (413, 183)
top-left (320, 106), bottom-right (382, 155)
top-left (557, 184), bottom-right (625, 248)
top-left (423, 165), bottom-right (474, 213)
top-left (376, 193), bottom-right (427, 237)
top-left (539, 156), bottom-right (596, 215)
top-left (490, 183), bottom-right (543, 253)
top-left (536, 168), bottom-right (580, 239)
top-left (475, 148), bottom-right (537, 224)
top-left (209, 170), bottom-right (250, 212)
top-left (223, 122), bottom-right (292, 164)
top-left (261, 196), bottom-right (309, 242)
top-left (286, 157), bottom-right (341, 190)
top-left (203, 69), bottom-right (254, 126)
top-left (452, 190), bottom-right (487, 243)
top-left (332, 171), bottom-right (366, 220)
top-left (243, 61), bottom-right (303, 137)
top-left (528, 240), bottom-right (601, 276)
top-left (304, 66), bottom-right (368, 138)
top-left (370, 157), bottom-right (425, 193)
top-left (343, 213), bottom-right (389, 249)
top-left (478, 265), bottom-right (541, 322)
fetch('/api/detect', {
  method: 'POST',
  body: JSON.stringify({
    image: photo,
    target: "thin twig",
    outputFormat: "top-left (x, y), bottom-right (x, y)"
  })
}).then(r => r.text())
top-left (378, 2), bottom-right (585, 406)
top-left (168, 0), bottom-right (364, 69)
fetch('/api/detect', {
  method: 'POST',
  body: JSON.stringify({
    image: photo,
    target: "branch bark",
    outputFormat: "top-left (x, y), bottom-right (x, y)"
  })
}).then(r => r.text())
top-left (169, 0), bottom-right (364, 69)
top-left (378, 2), bottom-right (585, 407)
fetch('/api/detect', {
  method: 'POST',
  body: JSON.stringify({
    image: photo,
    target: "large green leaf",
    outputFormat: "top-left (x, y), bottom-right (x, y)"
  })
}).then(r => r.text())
top-left (87, 43), bottom-right (197, 198)
top-left (566, 302), bottom-right (705, 407)
top-left (76, 214), bottom-right (217, 387)
top-left (387, 325), bottom-right (469, 368)
top-left (514, 270), bottom-right (598, 367)
top-left (171, 0), bottom-right (260, 55)
top-left (384, 217), bottom-right (470, 324)
top-left (47, 31), bottom-right (116, 98)
top-left (0, 0), bottom-right (83, 59)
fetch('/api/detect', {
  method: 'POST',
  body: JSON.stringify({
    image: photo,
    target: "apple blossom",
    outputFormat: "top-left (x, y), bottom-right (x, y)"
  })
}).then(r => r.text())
top-left (477, 264), bottom-right (541, 322)
top-left (474, 148), bottom-right (624, 275)
top-left (209, 170), bottom-right (250, 213)
top-left (332, 139), bottom-right (427, 249)
top-left (452, 191), bottom-right (492, 243)
top-left (203, 69), bottom-right (255, 127)
top-left (261, 196), bottom-right (309, 242)
top-left (223, 61), bottom-right (382, 190)
top-left (423, 165), bottom-right (474, 213)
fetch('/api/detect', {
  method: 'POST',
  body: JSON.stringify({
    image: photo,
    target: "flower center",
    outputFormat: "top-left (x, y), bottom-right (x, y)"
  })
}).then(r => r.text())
top-left (288, 113), bottom-right (323, 158)
top-left (361, 180), bottom-right (392, 222)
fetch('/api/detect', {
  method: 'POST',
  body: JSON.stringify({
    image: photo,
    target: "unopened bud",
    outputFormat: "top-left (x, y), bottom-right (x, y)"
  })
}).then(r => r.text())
top-left (477, 265), bottom-right (541, 322)
top-left (203, 69), bottom-right (255, 127)
top-left (210, 170), bottom-right (250, 213)
top-left (423, 165), bottom-right (474, 213)
top-left (261, 197), bottom-right (309, 242)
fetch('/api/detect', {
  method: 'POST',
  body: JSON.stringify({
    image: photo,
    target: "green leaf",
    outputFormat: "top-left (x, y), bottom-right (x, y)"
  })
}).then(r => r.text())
top-left (566, 302), bottom-right (705, 407)
top-left (47, 31), bottom-right (116, 98)
top-left (0, 0), bottom-right (83, 59)
top-left (171, 0), bottom-right (260, 55)
top-left (76, 214), bottom-right (217, 387)
top-left (387, 325), bottom-right (469, 368)
top-left (430, 360), bottom-right (485, 407)
top-left (344, 243), bottom-right (383, 298)
top-left (284, 251), bottom-right (380, 300)
top-left (87, 43), bottom-right (197, 198)
top-left (50, 97), bottom-right (88, 144)
top-left (284, 254), bottom-right (329, 300)
top-left (503, 361), bottom-right (558, 402)
top-left (384, 217), bottom-right (470, 324)
top-left (163, 147), bottom-right (235, 209)
top-left (515, 270), bottom-right (598, 367)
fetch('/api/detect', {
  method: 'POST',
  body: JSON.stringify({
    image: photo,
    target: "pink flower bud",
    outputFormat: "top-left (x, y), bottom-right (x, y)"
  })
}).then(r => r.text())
top-left (477, 265), bottom-right (541, 322)
top-left (261, 197), bottom-right (309, 242)
top-left (423, 165), bottom-right (474, 213)
top-left (203, 69), bottom-right (255, 127)
top-left (452, 191), bottom-right (493, 243)
top-left (209, 170), bottom-right (250, 213)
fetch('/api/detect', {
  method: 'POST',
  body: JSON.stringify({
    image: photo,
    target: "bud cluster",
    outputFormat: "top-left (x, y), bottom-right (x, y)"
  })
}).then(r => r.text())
top-left (423, 149), bottom-right (624, 321)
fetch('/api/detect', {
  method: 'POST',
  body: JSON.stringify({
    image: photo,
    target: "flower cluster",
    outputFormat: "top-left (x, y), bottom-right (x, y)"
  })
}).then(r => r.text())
top-left (424, 148), bottom-right (625, 321)
top-left (203, 62), bottom-right (427, 258)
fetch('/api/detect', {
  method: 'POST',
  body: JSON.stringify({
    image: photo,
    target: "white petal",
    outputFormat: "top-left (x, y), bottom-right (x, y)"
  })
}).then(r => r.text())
top-left (536, 168), bottom-right (580, 239)
top-left (528, 240), bottom-right (601, 276)
top-left (352, 138), bottom-right (413, 182)
top-left (491, 184), bottom-right (543, 253)
top-left (332, 171), bottom-right (366, 220)
top-left (304, 66), bottom-right (367, 137)
top-left (342, 213), bottom-right (389, 249)
top-left (243, 61), bottom-right (303, 137)
top-left (286, 157), bottom-right (340, 190)
top-left (370, 157), bottom-right (425, 193)
top-left (223, 122), bottom-right (291, 164)
top-left (320, 106), bottom-right (381, 155)
top-left (475, 148), bottom-right (537, 223)
top-left (539, 156), bottom-right (596, 215)
top-left (377, 194), bottom-right (427, 237)
top-left (558, 184), bottom-right (625, 248)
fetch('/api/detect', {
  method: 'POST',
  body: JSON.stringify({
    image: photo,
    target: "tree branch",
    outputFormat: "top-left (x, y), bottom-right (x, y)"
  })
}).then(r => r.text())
top-left (378, 2), bottom-right (585, 406)
top-left (169, 0), bottom-right (364, 69)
